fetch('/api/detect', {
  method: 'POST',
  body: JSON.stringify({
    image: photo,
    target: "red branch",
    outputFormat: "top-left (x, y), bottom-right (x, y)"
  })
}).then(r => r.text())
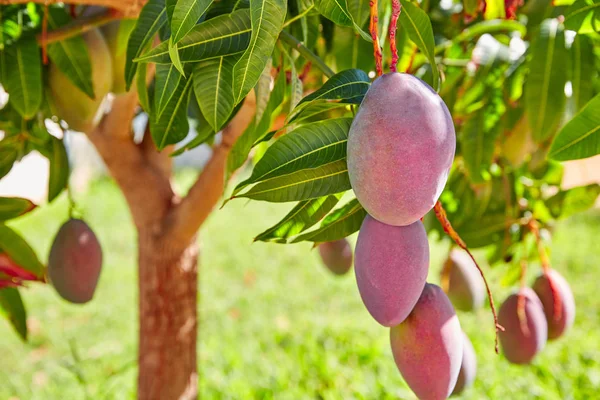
top-left (42, 3), bottom-right (49, 64)
top-left (369, 0), bottom-right (383, 76)
top-left (389, 0), bottom-right (401, 72)
top-left (434, 201), bottom-right (504, 353)
top-left (517, 260), bottom-right (530, 336)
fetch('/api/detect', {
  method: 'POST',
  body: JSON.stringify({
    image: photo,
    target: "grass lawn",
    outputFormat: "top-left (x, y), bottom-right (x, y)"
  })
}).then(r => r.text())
top-left (1, 171), bottom-right (599, 399)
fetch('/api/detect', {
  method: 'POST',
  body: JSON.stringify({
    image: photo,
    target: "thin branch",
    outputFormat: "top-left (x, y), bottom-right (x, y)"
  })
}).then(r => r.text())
top-left (37, 10), bottom-right (121, 46)
top-left (389, 0), bottom-right (401, 72)
top-left (369, 0), bottom-right (383, 76)
top-left (279, 31), bottom-right (335, 78)
top-left (433, 201), bottom-right (504, 354)
top-left (162, 93), bottom-right (257, 245)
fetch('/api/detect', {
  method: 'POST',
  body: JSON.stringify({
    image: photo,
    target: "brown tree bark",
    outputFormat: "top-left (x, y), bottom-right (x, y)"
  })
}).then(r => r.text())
top-left (83, 91), bottom-right (255, 400)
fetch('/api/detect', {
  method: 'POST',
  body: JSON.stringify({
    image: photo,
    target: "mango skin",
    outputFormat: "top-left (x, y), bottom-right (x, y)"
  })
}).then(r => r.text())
top-left (101, 22), bottom-right (128, 94)
top-left (498, 288), bottom-right (547, 364)
top-left (532, 270), bottom-right (575, 340)
top-left (318, 239), bottom-right (353, 276)
top-left (451, 332), bottom-right (477, 396)
top-left (445, 249), bottom-right (486, 312)
top-left (347, 73), bottom-right (456, 226)
top-left (390, 283), bottom-right (463, 400)
top-left (48, 29), bottom-right (112, 132)
top-left (355, 215), bottom-right (429, 327)
top-left (48, 219), bottom-right (103, 304)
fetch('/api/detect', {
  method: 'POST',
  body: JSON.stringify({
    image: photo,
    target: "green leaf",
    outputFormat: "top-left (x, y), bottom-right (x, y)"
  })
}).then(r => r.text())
top-left (233, 118), bottom-right (352, 195)
top-left (3, 39), bottom-right (42, 119)
top-left (150, 74), bottom-right (194, 150)
top-left (228, 67), bottom-right (286, 174)
top-left (564, 0), bottom-right (600, 33)
top-left (155, 64), bottom-right (184, 118)
top-left (172, 0), bottom-right (215, 43)
top-left (398, 0), bottom-right (439, 90)
top-left (452, 19), bottom-right (527, 43)
top-left (125, 0), bottom-right (168, 90)
top-left (291, 198), bottom-right (366, 242)
top-left (0, 288), bottom-right (27, 341)
top-left (546, 184), bottom-right (600, 219)
top-left (168, 37), bottom-right (186, 76)
top-left (0, 148), bottom-right (17, 180)
top-left (525, 19), bottom-right (568, 142)
top-left (548, 93), bottom-right (600, 161)
top-left (136, 9), bottom-right (252, 64)
top-left (47, 137), bottom-right (69, 203)
top-left (46, 8), bottom-right (94, 98)
top-left (193, 55), bottom-right (238, 131)
top-left (254, 194), bottom-right (341, 242)
top-left (347, 0), bottom-right (369, 26)
top-left (314, 0), bottom-right (352, 26)
top-left (461, 112), bottom-right (497, 183)
top-left (233, 159), bottom-right (351, 202)
top-left (571, 34), bottom-right (595, 112)
top-left (232, 0), bottom-right (287, 103)
top-left (0, 198), bottom-right (36, 221)
top-left (0, 224), bottom-right (44, 277)
top-left (137, 63), bottom-right (151, 112)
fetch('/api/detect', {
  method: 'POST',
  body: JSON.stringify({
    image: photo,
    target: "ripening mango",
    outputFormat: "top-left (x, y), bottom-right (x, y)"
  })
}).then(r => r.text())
top-left (48, 219), bottom-right (103, 304)
top-left (451, 332), bottom-right (477, 396)
top-left (443, 249), bottom-right (486, 312)
top-left (354, 216), bottom-right (429, 326)
top-left (318, 239), bottom-right (353, 276)
top-left (347, 73), bottom-right (456, 226)
top-left (532, 269), bottom-right (575, 340)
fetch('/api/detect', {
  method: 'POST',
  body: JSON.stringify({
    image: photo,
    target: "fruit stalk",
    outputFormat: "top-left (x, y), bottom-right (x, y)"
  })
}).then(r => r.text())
top-left (389, 0), bottom-right (401, 72)
top-left (434, 201), bottom-right (504, 353)
top-left (369, 0), bottom-right (383, 76)
top-left (517, 259), bottom-right (530, 336)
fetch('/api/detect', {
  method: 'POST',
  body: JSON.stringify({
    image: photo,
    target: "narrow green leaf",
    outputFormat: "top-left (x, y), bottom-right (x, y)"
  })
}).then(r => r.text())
top-left (255, 195), bottom-right (342, 242)
top-left (155, 64), bottom-right (184, 118)
top-left (0, 198), bottom-right (36, 221)
top-left (136, 9), bottom-right (252, 64)
top-left (564, 0), bottom-right (600, 33)
top-left (151, 74), bottom-right (194, 150)
top-left (398, 0), bottom-right (439, 90)
top-left (232, 0), bottom-right (288, 103)
top-left (571, 34), bottom-right (595, 112)
top-left (193, 55), bottom-right (237, 131)
top-left (292, 198), bottom-right (366, 243)
top-left (525, 19), bottom-right (568, 142)
top-left (314, 0), bottom-right (352, 26)
top-left (347, 0), bottom-right (369, 26)
top-left (0, 148), bottom-right (17, 180)
top-left (168, 38), bottom-right (186, 76)
top-left (234, 118), bottom-right (352, 195)
top-left (3, 39), bottom-right (42, 118)
top-left (0, 288), bottom-right (27, 341)
top-left (46, 137), bottom-right (69, 203)
top-left (546, 184), bottom-right (600, 219)
top-left (548, 93), bottom-right (600, 161)
top-left (137, 63), bottom-right (151, 112)
top-left (46, 8), bottom-right (94, 98)
top-left (171, 0), bottom-right (215, 43)
top-left (125, 0), bottom-right (168, 90)
top-left (228, 68), bottom-right (286, 174)
top-left (234, 159), bottom-right (351, 202)
top-left (0, 224), bottom-right (44, 277)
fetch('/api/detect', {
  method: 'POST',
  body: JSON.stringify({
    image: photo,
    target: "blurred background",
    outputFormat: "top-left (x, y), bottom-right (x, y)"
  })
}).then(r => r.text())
top-left (1, 137), bottom-right (599, 399)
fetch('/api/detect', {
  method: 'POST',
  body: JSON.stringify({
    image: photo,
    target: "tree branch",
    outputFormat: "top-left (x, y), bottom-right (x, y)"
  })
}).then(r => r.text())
top-left (86, 91), bottom-right (174, 231)
top-left (161, 92), bottom-right (257, 245)
top-left (37, 10), bottom-right (122, 46)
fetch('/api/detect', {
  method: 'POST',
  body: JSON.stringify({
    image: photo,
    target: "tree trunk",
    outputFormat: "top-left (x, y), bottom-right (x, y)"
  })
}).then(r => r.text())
top-left (137, 230), bottom-right (199, 400)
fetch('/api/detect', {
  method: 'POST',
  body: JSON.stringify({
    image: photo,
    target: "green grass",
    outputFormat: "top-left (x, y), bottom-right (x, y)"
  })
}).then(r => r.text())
top-left (1, 171), bottom-right (600, 399)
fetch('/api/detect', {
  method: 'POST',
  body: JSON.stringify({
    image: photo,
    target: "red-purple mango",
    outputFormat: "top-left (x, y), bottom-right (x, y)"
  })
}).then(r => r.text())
top-left (532, 269), bottom-right (575, 340)
top-left (444, 249), bottom-right (486, 312)
top-left (498, 288), bottom-right (547, 364)
top-left (451, 332), bottom-right (477, 396)
top-left (355, 215), bottom-right (429, 326)
top-left (318, 239), bottom-right (353, 276)
top-left (347, 72), bottom-right (456, 226)
top-left (48, 219), bottom-right (103, 304)
top-left (390, 283), bottom-right (463, 400)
